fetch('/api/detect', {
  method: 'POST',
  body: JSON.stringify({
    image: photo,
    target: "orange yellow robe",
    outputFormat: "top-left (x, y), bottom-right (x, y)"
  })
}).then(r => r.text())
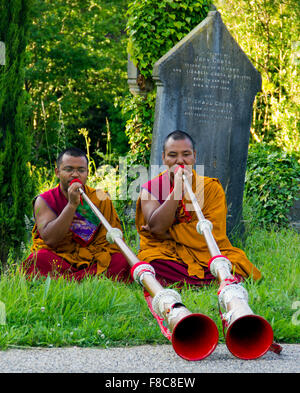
top-left (136, 170), bottom-right (261, 280)
top-left (30, 184), bottom-right (122, 275)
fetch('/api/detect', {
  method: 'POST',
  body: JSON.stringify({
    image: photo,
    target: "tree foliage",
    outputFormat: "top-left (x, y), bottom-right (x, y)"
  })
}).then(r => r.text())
top-left (215, 0), bottom-right (300, 153)
top-left (26, 0), bottom-right (130, 167)
top-left (0, 0), bottom-right (35, 268)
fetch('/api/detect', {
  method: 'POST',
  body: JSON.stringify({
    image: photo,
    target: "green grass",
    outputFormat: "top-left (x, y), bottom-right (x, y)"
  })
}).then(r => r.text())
top-left (0, 223), bottom-right (299, 350)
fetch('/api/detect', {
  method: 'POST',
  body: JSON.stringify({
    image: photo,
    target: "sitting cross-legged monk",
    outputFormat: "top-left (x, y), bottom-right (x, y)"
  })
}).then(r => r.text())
top-left (22, 147), bottom-right (132, 282)
top-left (135, 130), bottom-right (261, 287)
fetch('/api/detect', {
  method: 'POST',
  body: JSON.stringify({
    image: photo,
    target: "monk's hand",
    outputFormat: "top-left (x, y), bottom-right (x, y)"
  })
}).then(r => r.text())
top-left (173, 166), bottom-right (184, 197)
top-left (68, 181), bottom-right (82, 208)
top-left (182, 165), bottom-right (193, 187)
top-left (173, 165), bottom-right (192, 199)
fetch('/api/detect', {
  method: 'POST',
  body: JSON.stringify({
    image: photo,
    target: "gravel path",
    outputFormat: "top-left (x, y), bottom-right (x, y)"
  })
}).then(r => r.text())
top-left (0, 343), bottom-right (299, 373)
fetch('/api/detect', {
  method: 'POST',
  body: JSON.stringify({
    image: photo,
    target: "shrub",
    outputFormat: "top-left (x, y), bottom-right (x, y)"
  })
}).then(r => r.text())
top-left (245, 143), bottom-right (300, 227)
top-left (121, 91), bottom-right (156, 167)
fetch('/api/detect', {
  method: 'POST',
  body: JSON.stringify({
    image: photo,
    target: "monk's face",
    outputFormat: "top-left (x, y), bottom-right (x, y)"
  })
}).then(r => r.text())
top-left (55, 154), bottom-right (89, 194)
top-left (162, 137), bottom-right (196, 174)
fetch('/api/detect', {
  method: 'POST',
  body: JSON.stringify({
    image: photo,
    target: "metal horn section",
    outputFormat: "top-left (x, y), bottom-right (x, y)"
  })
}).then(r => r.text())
top-left (218, 283), bottom-right (274, 360)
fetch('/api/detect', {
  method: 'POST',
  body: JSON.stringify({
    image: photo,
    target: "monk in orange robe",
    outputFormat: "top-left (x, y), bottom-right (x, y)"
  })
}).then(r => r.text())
top-left (22, 147), bottom-right (132, 282)
top-left (135, 131), bottom-right (261, 287)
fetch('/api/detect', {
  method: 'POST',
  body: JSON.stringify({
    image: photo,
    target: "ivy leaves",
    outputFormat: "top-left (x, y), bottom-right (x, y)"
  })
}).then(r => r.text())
top-left (127, 0), bottom-right (212, 78)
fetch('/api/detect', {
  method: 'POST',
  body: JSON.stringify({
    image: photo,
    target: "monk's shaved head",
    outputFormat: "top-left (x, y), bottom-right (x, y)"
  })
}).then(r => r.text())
top-left (163, 130), bottom-right (195, 152)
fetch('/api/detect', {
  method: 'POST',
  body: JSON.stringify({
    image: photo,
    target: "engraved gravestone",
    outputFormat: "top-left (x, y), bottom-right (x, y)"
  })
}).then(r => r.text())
top-left (150, 10), bottom-right (262, 235)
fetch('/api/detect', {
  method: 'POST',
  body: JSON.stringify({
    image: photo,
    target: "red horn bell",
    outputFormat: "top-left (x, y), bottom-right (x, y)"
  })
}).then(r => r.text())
top-left (225, 314), bottom-right (274, 360)
top-left (171, 312), bottom-right (219, 361)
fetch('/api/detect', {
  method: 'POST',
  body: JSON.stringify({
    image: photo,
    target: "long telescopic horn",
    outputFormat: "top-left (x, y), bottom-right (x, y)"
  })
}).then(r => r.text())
top-left (181, 169), bottom-right (274, 360)
top-left (71, 179), bottom-right (219, 361)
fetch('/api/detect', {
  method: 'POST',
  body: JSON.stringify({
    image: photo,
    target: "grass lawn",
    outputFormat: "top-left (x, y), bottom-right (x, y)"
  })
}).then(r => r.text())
top-left (0, 223), bottom-right (299, 350)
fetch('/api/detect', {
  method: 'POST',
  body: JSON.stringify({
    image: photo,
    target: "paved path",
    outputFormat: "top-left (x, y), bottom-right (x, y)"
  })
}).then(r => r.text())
top-left (0, 344), bottom-right (299, 373)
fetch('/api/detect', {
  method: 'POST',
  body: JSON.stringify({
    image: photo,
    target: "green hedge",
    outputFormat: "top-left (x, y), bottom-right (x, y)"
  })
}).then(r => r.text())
top-left (245, 143), bottom-right (300, 227)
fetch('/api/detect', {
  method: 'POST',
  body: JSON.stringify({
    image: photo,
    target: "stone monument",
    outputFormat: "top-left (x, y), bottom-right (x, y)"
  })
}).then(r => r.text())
top-left (127, 54), bottom-right (153, 96)
top-left (0, 41), bottom-right (5, 65)
top-left (150, 10), bottom-right (262, 235)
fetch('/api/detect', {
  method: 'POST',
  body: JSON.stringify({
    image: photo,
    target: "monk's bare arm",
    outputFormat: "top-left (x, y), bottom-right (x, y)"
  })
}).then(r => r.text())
top-left (140, 167), bottom-right (192, 236)
top-left (34, 188), bottom-right (80, 248)
top-left (140, 188), bottom-right (179, 236)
